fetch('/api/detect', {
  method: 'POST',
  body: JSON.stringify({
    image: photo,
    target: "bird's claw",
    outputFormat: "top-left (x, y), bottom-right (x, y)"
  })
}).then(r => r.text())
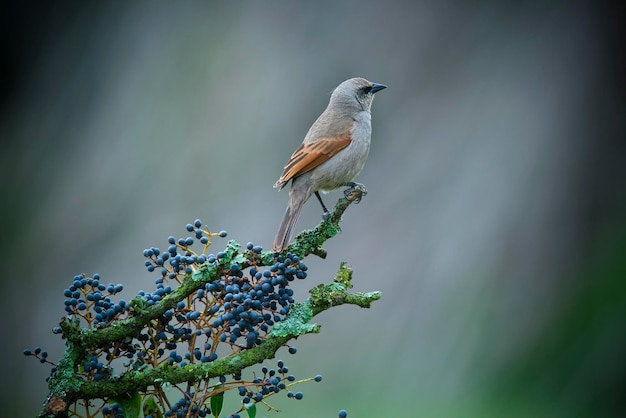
top-left (342, 182), bottom-right (367, 203)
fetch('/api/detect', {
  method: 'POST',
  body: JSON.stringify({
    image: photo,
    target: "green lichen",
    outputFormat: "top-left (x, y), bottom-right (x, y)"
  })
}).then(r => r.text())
top-left (271, 303), bottom-right (319, 337)
top-left (334, 261), bottom-right (354, 288)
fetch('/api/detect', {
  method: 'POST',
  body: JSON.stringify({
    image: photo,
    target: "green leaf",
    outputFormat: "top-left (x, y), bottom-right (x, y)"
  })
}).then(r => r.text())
top-left (210, 386), bottom-right (224, 418)
top-left (112, 392), bottom-right (141, 418)
top-left (143, 395), bottom-right (163, 418)
top-left (244, 402), bottom-right (257, 418)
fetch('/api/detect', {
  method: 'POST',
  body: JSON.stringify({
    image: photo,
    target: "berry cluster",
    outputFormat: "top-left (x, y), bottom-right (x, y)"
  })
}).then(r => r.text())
top-left (27, 219), bottom-right (331, 418)
top-left (236, 360), bottom-right (322, 404)
top-left (130, 248), bottom-right (308, 372)
top-left (62, 273), bottom-right (126, 325)
top-left (142, 220), bottom-right (227, 282)
top-left (201, 250), bottom-right (307, 351)
top-left (23, 347), bottom-right (50, 364)
top-left (103, 391), bottom-right (213, 418)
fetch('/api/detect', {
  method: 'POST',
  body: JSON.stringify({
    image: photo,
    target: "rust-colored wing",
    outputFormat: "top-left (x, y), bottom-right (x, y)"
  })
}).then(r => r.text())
top-left (274, 134), bottom-right (352, 189)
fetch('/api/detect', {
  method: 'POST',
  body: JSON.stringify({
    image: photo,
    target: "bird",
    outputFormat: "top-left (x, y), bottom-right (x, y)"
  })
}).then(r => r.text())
top-left (272, 77), bottom-right (387, 252)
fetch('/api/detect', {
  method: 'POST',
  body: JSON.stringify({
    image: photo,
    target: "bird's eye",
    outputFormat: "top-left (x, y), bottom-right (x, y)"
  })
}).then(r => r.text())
top-left (361, 86), bottom-right (372, 94)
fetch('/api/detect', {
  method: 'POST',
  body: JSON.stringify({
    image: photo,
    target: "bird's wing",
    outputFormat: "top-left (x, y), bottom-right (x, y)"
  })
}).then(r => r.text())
top-left (274, 134), bottom-right (351, 189)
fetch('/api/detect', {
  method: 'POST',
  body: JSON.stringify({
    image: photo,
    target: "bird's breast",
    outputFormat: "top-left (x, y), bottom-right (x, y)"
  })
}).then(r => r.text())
top-left (312, 111), bottom-right (372, 191)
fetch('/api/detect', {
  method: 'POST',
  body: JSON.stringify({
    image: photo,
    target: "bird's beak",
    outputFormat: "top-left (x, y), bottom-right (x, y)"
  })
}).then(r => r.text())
top-left (370, 83), bottom-right (387, 94)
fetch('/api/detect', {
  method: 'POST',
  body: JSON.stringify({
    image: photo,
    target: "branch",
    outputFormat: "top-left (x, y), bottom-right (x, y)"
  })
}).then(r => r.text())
top-left (41, 270), bottom-right (379, 416)
top-left (281, 185), bottom-right (367, 259)
top-left (36, 192), bottom-right (378, 417)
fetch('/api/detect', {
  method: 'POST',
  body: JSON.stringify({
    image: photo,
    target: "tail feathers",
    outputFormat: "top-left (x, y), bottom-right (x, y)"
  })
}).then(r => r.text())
top-left (273, 200), bottom-right (304, 252)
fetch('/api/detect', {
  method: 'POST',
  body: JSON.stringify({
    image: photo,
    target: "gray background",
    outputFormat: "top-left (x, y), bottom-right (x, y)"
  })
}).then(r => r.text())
top-left (2, 1), bottom-right (624, 416)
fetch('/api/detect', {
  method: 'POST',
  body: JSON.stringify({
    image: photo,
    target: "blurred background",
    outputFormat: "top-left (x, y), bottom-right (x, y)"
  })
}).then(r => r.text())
top-left (2, 1), bottom-right (624, 416)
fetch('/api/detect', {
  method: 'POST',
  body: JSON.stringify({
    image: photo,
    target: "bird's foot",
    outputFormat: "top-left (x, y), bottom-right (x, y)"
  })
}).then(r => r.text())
top-left (342, 182), bottom-right (367, 203)
top-left (322, 210), bottom-right (331, 221)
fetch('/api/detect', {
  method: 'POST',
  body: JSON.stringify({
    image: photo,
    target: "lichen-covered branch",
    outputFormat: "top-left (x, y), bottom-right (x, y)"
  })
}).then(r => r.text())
top-left (34, 191), bottom-right (378, 418)
top-left (280, 185), bottom-right (367, 259)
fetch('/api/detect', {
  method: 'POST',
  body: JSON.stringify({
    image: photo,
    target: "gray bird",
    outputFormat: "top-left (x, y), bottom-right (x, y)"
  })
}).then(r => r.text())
top-left (273, 77), bottom-right (386, 252)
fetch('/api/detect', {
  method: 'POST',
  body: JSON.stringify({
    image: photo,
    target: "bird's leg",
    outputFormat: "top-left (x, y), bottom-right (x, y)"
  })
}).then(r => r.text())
top-left (342, 182), bottom-right (367, 203)
top-left (315, 191), bottom-right (331, 219)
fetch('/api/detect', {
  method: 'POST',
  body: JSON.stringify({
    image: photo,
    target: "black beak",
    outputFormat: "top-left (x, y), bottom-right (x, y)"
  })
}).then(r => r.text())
top-left (370, 83), bottom-right (387, 94)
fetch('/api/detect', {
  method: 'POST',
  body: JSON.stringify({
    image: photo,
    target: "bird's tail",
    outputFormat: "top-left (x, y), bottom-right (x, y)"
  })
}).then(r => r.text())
top-left (273, 196), bottom-right (305, 252)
